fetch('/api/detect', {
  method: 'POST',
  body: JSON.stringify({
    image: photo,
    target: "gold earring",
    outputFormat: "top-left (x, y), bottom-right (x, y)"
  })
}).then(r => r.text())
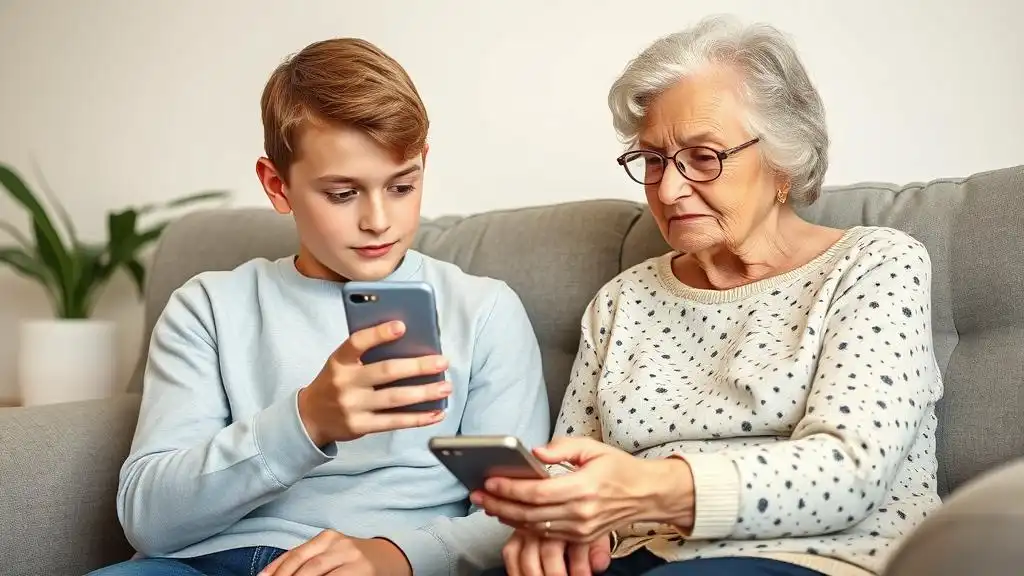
top-left (776, 189), bottom-right (788, 204)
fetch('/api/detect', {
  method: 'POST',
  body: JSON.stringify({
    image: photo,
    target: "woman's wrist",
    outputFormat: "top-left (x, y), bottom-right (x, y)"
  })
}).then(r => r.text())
top-left (638, 457), bottom-right (696, 529)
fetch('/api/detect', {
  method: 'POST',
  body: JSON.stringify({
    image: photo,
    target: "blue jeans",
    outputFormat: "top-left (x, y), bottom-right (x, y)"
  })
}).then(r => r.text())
top-left (484, 548), bottom-right (827, 576)
top-left (86, 546), bottom-right (286, 576)
top-left (643, 556), bottom-right (827, 575)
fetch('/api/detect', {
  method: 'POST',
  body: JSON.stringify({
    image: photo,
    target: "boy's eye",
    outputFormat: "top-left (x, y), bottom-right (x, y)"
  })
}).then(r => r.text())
top-left (325, 190), bottom-right (357, 203)
top-left (390, 185), bottom-right (415, 195)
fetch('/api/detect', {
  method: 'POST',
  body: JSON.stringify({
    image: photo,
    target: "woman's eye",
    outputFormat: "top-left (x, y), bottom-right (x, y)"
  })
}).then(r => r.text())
top-left (325, 190), bottom-right (357, 203)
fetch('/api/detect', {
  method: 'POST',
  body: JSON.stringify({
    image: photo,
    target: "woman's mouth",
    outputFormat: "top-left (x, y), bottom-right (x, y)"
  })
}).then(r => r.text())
top-left (669, 214), bottom-right (710, 223)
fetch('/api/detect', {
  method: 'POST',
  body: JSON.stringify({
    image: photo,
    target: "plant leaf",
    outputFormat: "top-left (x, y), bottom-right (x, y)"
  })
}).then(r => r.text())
top-left (66, 244), bottom-right (111, 319)
top-left (136, 221), bottom-right (168, 247)
top-left (0, 219), bottom-right (32, 250)
top-left (31, 218), bottom-right (73, 315)
top-left (106, 208), bottom-right (138, 267)
top-left (0, 246), bottom-right (60, 312)
top-left (125, 258), bottom-right (146, 297)
top-left (30, 157), bottom-right (78, 246)
top-left (0, 163), bottom-right (73, 304)
top-left (164, 189), bottom-right (230, 208)
top-left (137, 189), bottom-right (230, 214)
top-left (0, 246), bottom-right (48, 283)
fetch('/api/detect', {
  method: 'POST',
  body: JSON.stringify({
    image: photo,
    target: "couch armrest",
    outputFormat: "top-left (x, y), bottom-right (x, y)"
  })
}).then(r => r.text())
top-left (0, 394), bottom-right (141, 575)
top-left (884, 458), bottom-right (1024, 575)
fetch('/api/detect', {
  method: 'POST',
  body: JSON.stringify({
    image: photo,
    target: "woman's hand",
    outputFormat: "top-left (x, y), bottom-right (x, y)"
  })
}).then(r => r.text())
top-left (471, 437), bottom-right (695, 543)
top-left (502, 529), bottom-right (612, 576)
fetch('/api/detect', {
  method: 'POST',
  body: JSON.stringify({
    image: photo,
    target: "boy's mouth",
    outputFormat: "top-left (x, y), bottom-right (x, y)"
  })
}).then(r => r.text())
top-left (353, 241), bottom-right (398, 259)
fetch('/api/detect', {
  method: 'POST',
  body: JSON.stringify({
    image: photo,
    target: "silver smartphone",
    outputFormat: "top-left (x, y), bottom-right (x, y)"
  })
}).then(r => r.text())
top-left (428, 435), bottom-right (550, 493)
top-left (342, 280), bottom-right (446, 412)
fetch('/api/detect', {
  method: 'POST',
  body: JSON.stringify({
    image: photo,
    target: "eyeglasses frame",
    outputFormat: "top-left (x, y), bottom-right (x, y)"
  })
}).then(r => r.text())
top-left (616, 137), bottom-right (761, 185)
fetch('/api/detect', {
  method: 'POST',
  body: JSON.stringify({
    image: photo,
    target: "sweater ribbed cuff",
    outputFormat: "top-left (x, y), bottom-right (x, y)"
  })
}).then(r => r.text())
top-left (253, 389), bottom-right (336, 487)
top-left (676, 452), bottom-right (741, 540)
top-left (383, 528), bottom-right (450, 576)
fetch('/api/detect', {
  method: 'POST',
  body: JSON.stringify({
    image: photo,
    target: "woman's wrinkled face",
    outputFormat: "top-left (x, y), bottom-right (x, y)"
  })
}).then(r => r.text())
top-left (636, 67), bottom-right (780, 256)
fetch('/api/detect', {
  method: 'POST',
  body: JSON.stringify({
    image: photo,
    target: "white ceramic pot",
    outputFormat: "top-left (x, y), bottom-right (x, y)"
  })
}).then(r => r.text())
top-left (18, 319), bottom-right (118, 406)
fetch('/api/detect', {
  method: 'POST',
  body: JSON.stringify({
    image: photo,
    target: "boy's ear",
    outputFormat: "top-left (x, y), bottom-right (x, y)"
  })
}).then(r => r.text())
top-left (421, 143), bottom-right (429, 168)
top-left (256, 157), bottom-right (292, 215)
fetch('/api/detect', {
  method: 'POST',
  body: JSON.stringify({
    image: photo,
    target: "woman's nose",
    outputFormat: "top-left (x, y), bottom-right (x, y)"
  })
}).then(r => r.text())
top-left (657, 166), bottom-right (694, 205)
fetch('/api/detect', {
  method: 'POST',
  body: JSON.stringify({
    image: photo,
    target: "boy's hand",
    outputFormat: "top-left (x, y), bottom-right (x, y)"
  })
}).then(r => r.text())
top-left (298, 320), bottom-right (450, 445)
top-left (259, 530), bottom-right (412, 576)
top-left (501, 529), bottom-right (612, 576)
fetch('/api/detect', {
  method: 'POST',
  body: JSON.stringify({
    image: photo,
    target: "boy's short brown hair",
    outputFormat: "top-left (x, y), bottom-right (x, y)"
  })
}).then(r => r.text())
top-left (261, 38), bottom-right (429, 180)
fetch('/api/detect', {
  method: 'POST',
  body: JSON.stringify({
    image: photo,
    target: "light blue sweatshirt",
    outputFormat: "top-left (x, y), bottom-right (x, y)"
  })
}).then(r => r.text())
top-left (117, 249), bottom-right (551, 575)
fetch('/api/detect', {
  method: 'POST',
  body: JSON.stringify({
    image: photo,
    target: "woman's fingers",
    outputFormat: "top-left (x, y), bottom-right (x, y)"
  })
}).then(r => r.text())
top-left (532, 437), bottom-right (609, 466)
top-left (475, 493), bottom-right (578, 524)
top-left (477, 473), bottom-right (590, 507)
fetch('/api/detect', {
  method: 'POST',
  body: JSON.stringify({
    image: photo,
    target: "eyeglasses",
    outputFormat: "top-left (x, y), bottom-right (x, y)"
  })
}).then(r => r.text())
top-left (616, 138), bottom-right (760, 185)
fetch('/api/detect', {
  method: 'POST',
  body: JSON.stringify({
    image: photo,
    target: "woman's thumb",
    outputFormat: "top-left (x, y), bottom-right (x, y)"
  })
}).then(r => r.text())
top-left (533, 436), bottom-right (601, 465)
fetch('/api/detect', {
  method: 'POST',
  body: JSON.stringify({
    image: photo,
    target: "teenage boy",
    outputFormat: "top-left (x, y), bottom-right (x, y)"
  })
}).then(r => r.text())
top-left (89, 38), bottom-right (550, 576)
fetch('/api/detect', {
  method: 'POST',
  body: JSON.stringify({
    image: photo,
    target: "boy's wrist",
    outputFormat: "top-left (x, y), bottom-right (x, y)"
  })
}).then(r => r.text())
top-left (297, 386), bottom-right (331, 447)
top-left (365, 538), bottom-right (413, 576)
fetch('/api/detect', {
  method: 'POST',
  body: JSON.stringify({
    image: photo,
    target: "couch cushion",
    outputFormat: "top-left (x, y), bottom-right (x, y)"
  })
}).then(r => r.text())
top-left (619, 165), bottom-right (1024, 496)
top-left (0, 396), bottom-right (141, 573)
top-left (943, 167), bottom-right (1024, 493)
top-left (132, 201), bottom-right (644, 427)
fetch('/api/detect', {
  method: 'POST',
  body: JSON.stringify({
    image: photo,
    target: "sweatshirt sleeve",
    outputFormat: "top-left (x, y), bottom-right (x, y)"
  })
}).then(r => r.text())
top-left (383, 283), bottom-right (551, 576)
top-left (117, 278), bottom-right (336, 556)
top-left (675, 237), bottom-right (942, 541)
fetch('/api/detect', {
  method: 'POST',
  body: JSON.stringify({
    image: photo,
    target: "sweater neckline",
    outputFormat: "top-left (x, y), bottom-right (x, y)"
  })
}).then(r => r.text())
top-left (655, 226), bottom-right (868, 304)
top-left (274, 249), bottom-right (424, 294)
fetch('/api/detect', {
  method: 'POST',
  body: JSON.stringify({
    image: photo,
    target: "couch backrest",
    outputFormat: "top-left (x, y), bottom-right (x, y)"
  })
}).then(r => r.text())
top-left (129, 200), bottom-right (645, 429)
top-left (133, 165), bottom-right (1024, 497)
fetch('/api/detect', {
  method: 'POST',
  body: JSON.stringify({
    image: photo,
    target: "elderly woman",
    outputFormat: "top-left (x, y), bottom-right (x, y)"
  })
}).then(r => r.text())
top-left (473, 15), bottom-right (943, 576)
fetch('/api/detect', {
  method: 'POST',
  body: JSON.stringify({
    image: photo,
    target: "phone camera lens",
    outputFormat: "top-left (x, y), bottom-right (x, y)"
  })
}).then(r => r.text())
top-left (349, 293), bottom-right (375, 304)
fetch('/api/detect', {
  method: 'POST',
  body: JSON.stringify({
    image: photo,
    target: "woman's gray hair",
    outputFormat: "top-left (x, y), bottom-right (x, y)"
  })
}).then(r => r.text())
top-left (608, 15), bottom-right (829, 204)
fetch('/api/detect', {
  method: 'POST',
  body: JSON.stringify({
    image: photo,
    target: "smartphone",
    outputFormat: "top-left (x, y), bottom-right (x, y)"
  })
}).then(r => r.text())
top-left (342, 280), bottom-right (446, 413)
top-left (428, 435), bottom-right (550, 493)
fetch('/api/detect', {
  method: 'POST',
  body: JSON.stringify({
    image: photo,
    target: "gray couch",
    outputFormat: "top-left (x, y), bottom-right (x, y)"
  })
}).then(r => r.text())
top-left (2, 165), bottom-right (1022, 576)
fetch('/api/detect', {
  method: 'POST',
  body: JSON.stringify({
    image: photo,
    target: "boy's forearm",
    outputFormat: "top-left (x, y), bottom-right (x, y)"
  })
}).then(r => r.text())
top-left (386, 509), bottom-right (513, 576)
top-left (118, 391), bottom-right (334, 555)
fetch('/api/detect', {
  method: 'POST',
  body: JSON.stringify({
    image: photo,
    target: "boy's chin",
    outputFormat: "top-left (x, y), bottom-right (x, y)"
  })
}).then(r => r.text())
top-left (335, 251), bottom-right (407, 282)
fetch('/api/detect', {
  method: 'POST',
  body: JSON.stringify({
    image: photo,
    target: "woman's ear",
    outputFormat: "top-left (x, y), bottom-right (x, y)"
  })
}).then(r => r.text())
top-left (773, 173), bottom-right (792, 204)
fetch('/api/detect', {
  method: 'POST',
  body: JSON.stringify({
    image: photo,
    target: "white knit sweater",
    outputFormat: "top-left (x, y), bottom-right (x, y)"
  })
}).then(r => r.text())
top-left (554, 226), bottom-right (943, 576)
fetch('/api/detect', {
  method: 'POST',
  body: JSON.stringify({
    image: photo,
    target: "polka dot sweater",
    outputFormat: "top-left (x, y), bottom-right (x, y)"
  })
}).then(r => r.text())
top-left (554, 226), bottom-right (943, 576)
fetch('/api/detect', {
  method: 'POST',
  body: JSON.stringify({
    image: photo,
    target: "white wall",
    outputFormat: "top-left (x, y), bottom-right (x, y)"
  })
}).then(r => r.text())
top-left (1, 0), bottom-right (1022, 402)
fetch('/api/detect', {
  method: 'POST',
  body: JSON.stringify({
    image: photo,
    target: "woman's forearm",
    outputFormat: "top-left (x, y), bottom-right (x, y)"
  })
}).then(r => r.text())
top-left (636, 457), bottom-right (698, 531)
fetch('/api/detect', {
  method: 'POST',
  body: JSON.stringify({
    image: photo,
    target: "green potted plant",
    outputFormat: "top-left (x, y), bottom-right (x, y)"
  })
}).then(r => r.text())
top-left (0, 162), bottom-right (229, 405)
